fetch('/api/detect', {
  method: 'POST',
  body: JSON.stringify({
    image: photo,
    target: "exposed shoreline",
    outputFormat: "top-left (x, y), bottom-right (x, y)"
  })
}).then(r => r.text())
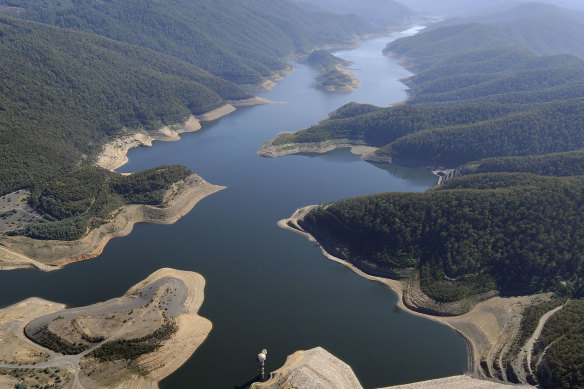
top-left (0, 96), bottom-right (274, 272)
top-left (0, 268), bottom-right (211, 389)
top-left (257, 137), bottom-right (378, 159)
top-left (0, 174), bottom-right (225, 271)
top-left (278, 206), bottom-right (538, 387)
top-left (335, 65), bottom-right (361, 93)
top-left (96, 98), bottom-right (270, 172)
top-left (313, 64), bottom-right (361, 93)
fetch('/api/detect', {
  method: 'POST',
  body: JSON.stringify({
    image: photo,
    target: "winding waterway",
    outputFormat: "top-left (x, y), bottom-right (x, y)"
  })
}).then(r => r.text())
top-left (0, 28), bottom-right (467, 388)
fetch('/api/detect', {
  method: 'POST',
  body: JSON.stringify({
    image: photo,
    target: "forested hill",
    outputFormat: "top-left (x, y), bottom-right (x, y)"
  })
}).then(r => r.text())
top-left (301, 174), bottom-right (584, 303)
top-left (299, 171), bottom-right (584, 387)
top-left (0, 0), bottom-right (377, 85)
top-left (0, 14), bottom-right (248, 196)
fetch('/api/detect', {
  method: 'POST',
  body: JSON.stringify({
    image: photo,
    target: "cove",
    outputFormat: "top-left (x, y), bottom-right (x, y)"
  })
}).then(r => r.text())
top-left (0, 28), bottom-right (467, 388)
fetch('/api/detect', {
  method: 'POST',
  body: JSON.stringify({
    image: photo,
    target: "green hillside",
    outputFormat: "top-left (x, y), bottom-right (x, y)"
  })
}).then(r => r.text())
top-left (300, 174), bottom-right (584, 302)
top-left (0, 0), bottom-right (376, 85)
top-left (0, 14), bottom-right (247, 196)
top-left (460, 150), bottom-right (584, 177)
top-left (12, 165), bottom-right (193, 241)
top-left (273, 101), bottom-right (522, 147)
top-left (306, 50), bottom-right (347, 73)
top-left (379, 98), bottom-right (584, 167)
top-left (537, 298), bottom-right (584, 388)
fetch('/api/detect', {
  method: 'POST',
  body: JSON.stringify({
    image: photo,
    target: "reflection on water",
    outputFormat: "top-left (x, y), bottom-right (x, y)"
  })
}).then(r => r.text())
top-left (298, 147), bottom-right (363, 162)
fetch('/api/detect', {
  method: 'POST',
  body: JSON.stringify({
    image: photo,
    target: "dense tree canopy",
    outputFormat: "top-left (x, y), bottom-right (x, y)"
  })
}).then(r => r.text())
top-left (0, 0), bottom-right (376, 84)
top-left (301, 174), bottom-right (584, 302)
top-left (0, 14), bottom-right (249, 196)
top-left (12, 165), bottom-right (192, 241)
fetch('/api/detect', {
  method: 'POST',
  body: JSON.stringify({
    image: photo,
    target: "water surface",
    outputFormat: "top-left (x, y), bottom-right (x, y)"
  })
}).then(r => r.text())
top-left (0, 28), bottom-right (467, 388)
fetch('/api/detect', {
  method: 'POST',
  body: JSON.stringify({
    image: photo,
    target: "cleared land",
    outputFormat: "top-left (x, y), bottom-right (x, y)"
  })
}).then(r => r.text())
top-left (0, 268), bottom-right (211, 389)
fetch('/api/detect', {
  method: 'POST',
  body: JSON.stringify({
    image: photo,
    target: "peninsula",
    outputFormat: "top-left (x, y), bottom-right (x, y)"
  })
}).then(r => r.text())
top-left (0, 268), bottom-right (211, 389)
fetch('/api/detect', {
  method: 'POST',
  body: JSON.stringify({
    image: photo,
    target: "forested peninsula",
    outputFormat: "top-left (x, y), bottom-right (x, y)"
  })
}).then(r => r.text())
top-left (271, 3), bottom-right (584, 388)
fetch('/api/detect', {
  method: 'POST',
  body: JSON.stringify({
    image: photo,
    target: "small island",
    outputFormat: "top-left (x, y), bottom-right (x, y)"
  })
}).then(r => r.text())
top-left (305, 50), bottom-right (360, 93)
top-left (0, 268), bottom-right (211, 389)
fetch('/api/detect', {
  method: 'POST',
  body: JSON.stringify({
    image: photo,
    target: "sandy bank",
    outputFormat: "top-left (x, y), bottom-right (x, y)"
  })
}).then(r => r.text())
top-left (96, 97), bottom-right (274, 173)
top-left (0, 174), bottom-right (225, 271)
top-left (196, 103), bottom-right (236, 121)
top-left (96, 115), bottom-right (202, 172)
top-left (0, 268), bottom-right (211, 389)
top-left (0, 298), bottom-right (65, 365)
top-left (247, 66), bottom-right (295, 92)
top-left (257, 137), bottom-right (377, 159)
top-left (278, 206), bottom-right (539, 386)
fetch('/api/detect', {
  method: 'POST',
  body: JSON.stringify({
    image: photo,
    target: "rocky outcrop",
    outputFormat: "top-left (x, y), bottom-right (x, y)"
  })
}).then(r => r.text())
top-left (251, 347), bottom-right (363, 389)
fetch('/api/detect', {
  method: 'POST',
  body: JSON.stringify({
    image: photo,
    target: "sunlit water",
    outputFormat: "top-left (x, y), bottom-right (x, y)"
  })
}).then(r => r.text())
top-left (0, 27), bottom-right (467, 388)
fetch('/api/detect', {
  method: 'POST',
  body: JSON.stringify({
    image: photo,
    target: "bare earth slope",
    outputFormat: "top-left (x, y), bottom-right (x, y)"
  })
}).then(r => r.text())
top-left (254, 347), bottom-right (531, 389)
top-left (0, 268), bottom-right (211, 389)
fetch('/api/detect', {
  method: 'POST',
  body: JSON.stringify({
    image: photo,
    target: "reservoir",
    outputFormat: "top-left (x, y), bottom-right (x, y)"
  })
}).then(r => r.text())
top-left (0, 28), bottom-right (467, 388)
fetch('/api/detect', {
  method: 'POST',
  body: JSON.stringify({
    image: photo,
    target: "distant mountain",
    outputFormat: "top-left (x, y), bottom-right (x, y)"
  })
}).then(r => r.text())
top-left (0, 0), bottom-right (376, 85)
top-left (430, 3), bottom-right (584, 59)
top-left (387, 3), bottom-right (584, 64)
top-left (294, 0), bottom-right (423, 29)
top-left (399, 0), bottom-right (584, 17)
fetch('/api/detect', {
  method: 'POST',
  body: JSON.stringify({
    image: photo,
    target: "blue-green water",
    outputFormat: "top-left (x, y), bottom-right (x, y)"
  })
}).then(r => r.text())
top-left (0, 28), bottom-right (467, 388)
